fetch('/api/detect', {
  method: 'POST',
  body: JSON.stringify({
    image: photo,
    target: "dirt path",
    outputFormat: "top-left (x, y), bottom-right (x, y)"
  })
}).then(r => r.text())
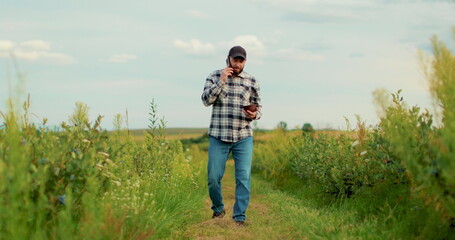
top-left (182, 160), bottom-right (300, 240)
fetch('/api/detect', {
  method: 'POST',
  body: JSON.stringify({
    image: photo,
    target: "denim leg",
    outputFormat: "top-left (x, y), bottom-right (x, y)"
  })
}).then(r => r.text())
top-left (207, 136), bottom-right (230, 214)
top-left (231, 137), bottom-right (253, 221)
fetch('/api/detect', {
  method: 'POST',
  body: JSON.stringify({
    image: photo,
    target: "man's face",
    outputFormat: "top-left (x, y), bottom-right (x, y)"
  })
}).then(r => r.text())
top-left (229, 57), bottom-right (246, 76)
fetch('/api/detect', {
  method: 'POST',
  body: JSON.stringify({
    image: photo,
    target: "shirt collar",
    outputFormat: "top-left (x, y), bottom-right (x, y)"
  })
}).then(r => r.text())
top-left (238, 72), bottom-right (247, 79)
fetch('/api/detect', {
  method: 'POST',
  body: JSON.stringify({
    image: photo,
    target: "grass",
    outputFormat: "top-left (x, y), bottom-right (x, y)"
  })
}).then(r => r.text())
top-left (127, 128), bottom-right (208, 142)
top-left (178, 158), bottom-right (449, 239)
top-left (2, 117), bottom-right (453, 239)
top-left (178, 128), bottom-right (454, 239)
top-left (0, 101), bottom-right (208, 240)
top-left (254, 173), bottom-right (453, 239)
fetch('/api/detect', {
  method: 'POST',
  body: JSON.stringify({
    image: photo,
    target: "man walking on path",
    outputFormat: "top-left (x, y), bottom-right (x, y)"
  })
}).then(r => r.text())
top-left (201, 46), bottom-right (262, 225)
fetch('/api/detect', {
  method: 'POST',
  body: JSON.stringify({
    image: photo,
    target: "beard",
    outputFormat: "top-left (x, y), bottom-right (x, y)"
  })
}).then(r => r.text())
top-left (232, 66), bottom-right (244, 76)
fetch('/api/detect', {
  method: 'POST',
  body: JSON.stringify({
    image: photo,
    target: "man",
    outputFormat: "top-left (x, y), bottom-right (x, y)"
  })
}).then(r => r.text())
top-left (201, 46), bottom-right (262, 225)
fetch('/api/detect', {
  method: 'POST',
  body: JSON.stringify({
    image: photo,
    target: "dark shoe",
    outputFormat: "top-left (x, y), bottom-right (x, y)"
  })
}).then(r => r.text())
top-left (212, 210), bottom-right (226, 219)
top-left (234, 220), bottom-right (245, 226)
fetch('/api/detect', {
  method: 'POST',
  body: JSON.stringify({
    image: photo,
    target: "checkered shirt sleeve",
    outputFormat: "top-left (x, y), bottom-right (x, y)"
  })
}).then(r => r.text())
top-left (201, 70), bottom-right (262, 142)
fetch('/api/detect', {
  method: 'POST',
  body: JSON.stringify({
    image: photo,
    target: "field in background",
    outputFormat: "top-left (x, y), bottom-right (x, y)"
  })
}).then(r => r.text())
top-left (128, 128), bottom-right (208, 142)
top-left (126, 128), bottom-right (326, 146)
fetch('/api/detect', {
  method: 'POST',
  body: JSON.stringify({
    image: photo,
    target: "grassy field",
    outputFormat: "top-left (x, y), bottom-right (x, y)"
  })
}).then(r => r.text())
top-left (127, 128), bottom-right (208, 142)
top-left (177, 160), bottom-right (423, 239)
top-left (2, 117), bottom-right (454, 239)
top-left (174, 128), bottom-right (454, 239)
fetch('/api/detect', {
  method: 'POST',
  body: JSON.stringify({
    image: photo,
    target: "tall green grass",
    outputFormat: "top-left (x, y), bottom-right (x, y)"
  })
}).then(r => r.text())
top-left (252, 35), bottom-right (455, 238)
top-left (380, 36), bottom-right (455, 224)
top-left (0, 96), bottom-right (206, 239)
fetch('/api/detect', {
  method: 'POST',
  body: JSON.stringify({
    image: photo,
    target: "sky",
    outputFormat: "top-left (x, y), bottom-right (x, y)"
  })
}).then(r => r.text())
top-left (1, 0), bottom-right (455, 130)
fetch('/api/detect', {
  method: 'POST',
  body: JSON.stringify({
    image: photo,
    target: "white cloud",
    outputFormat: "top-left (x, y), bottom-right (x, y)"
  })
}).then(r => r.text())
top-left (0, 40), bottom-right (15, 51)
top-left (38, 52), bottom-right (75, 64)
top-left (0, 40), bottom-right (75, 64)
top-left (10, 50), bottom-right (75, 64)
top-left (274, 48), bottom-right (324, 61)
top-left (173, 35), bottom-right (324, 62)
top-left (173, 36), bottom-right (265, 57)
top-left (185, 9), bottom-right (208, 19)
top-left (10, 49), bottom-right (40, 60)
top-left (20, 40), bottom-right (51, 51)
top-left (228, 35), bottom-right (321, 61)
top-left (108, 54), bottom-right (137, 63)
top-left (231, 35), bottom-right (267, 57)
top-left (173, 39), bottom-right (215, 55)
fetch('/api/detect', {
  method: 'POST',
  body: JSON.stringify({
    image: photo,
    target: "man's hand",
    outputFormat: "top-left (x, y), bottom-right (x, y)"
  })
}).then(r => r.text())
top-left (220, 67), bottom-right (233, 83)
top-left (243, 109), bottom-right (257, 119)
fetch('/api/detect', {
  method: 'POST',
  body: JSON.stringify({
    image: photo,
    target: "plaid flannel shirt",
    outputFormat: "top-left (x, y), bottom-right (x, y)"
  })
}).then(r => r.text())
top-left (201, 69), bottom-right (262, 142)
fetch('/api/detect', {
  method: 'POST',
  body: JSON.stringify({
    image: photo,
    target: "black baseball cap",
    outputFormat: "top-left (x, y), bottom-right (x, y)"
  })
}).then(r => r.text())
top-left (228, 46), bottom-right (247, 59)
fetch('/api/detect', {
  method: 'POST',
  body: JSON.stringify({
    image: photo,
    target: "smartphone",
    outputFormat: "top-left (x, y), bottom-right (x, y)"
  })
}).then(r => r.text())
top-left (226, 57), bottom-right (232, 77)
top-left (226, 57), bottom-right (231, 67)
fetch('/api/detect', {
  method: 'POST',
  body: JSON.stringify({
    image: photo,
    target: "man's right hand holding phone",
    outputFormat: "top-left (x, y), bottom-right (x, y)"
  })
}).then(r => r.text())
top-left (220, 67), bottom-right (233, 83)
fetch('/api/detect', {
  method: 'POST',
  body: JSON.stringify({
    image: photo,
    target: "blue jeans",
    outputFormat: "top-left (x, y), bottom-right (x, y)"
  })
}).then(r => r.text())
top-left (208, 136), bottom-right (253, 222)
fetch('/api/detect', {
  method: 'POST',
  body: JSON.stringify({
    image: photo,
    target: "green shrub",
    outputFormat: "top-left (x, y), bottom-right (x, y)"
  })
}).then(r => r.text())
top-left (301, 123), bottom-right (314, 133)
top-left (254, 123), bottom-right (406, 198)
top-left (0, 98), bottom-right (205, 239)
top-left (378, 38), bottom-right (454, 223)
top-left (378, 36), bottom-right (455, 222)
top-left (276, 121), bottom-right (288, 131)
top-left (290, 125), bottom-right (406, 198)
